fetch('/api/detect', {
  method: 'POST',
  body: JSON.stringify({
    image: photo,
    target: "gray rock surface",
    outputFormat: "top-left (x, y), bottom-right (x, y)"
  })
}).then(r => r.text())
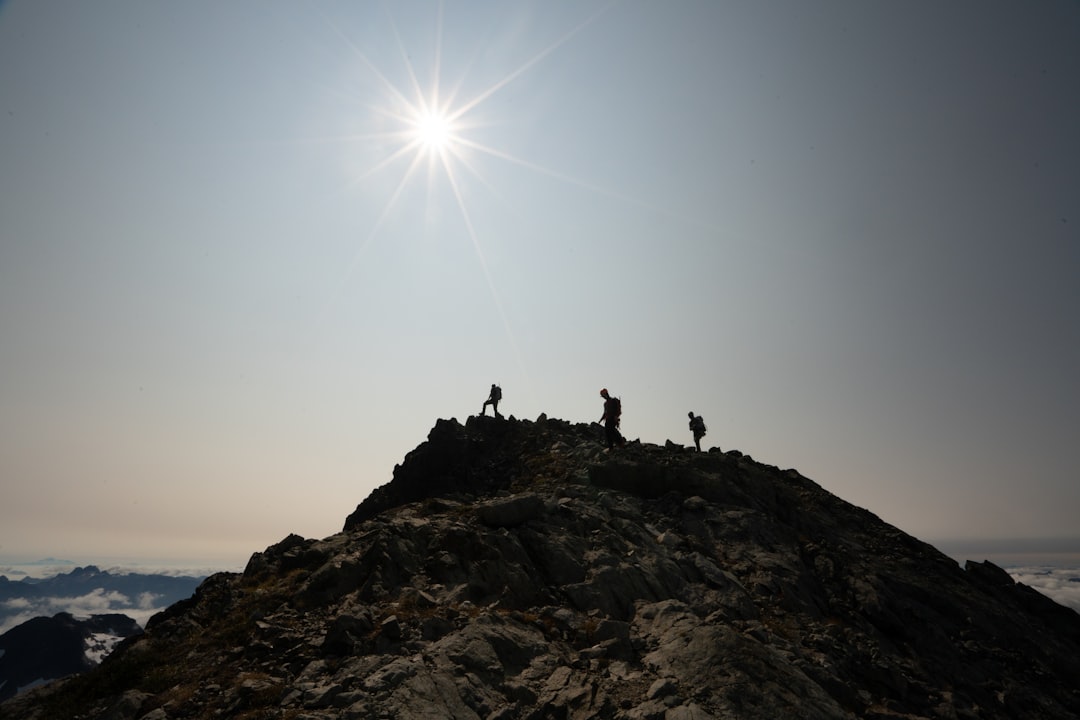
top-left (3, 415), bottom-right (1078, 719)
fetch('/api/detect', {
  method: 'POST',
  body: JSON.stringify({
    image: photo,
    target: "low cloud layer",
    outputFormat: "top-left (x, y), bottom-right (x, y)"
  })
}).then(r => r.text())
top-left (0, 565), bottom-right (208, 635)
top-left (1009, 567), bottom-right (1080, 612)
top-left (1, 589), bottom-right (165, 634)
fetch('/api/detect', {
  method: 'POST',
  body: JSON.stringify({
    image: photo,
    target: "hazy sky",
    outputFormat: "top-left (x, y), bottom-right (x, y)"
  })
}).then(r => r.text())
top-left (1, 1), bottom-right (1077, 566)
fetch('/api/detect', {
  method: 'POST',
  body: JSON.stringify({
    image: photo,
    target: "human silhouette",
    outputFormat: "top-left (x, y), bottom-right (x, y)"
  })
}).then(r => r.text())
top-left (599, 388), bottom-right (625, 449)
top-left (481, 384), bottom-right (502, 418)
top-left (688, 411), bottom-right (707, 451)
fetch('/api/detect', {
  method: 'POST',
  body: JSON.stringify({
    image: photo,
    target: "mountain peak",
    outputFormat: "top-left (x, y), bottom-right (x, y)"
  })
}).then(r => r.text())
top-left (5, 416), bottom-right (1079, 719)
top-left (344, 414), bottom-right (813, 529)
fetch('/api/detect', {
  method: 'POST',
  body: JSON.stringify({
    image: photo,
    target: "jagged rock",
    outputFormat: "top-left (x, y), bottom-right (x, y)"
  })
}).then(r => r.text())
top-left (965, 558), bottom-right (1017, 588)
top-left (98, 689), bottom-right (151, 720)
top-left (476, 493), bottom-right (545, 527)
top-left (3, 416), bottom-right (1079, 719)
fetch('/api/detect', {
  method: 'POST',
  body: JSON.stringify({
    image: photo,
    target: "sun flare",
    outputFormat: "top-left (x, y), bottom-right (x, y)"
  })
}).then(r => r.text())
top-left (326, 3), bottom-right (616, 397)
top-left (413, 108), bottom-right (456, 154)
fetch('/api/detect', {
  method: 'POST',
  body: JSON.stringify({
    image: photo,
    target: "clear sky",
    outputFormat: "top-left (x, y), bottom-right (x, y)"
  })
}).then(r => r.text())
top-left (1, 1), bottom-right (1077, 567)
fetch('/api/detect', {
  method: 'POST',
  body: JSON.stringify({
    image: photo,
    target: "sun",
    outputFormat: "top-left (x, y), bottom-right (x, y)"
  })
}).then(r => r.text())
top-left (412, 108), bottom-right (456, 155)
top-left (326, 3), bottom-right (616, 394)
top-left (338, 3), bottom-right (610, 199)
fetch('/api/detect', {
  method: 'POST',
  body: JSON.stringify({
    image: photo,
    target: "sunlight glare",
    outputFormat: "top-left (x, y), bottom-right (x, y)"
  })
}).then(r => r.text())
top-left (323, 2), bottom-right (619, 398)
top-left (413, 108), bottom-right (455, 154)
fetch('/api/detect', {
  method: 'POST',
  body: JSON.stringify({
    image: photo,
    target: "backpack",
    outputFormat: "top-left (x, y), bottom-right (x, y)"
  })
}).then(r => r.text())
top-left (609, 396), bottom-right (621, 420)
top-left (691, 416), bottom-right (706, 435)
top-left (492, 385), bottom-right (502, 401)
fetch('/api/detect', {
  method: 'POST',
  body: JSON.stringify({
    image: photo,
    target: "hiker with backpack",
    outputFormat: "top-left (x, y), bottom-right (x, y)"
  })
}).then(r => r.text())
top-left (599, 388), bottom-right (625, 449)
top-left (481, 384), bottom-right (502, 418)
top-left (688, 411), bottom-right (707, 451)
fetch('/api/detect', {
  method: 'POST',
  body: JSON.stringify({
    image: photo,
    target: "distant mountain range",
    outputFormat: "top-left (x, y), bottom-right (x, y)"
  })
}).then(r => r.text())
top-left (0, 565), bottom-right (205, 633)
top-left (0, 565), bottom-right (205, 701)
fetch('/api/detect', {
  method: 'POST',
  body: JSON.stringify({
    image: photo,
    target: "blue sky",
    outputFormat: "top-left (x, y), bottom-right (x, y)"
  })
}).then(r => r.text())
top-left (1, 1), bottom-right (1077, 566)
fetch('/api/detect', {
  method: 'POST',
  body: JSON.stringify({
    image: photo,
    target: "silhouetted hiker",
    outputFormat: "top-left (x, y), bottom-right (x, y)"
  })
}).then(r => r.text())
top-left (688, 411), bottom-right (707, 451)
top-left (599, 388), bottom-right (625, 449)
top-left (481, 384), bottom-right (502, 418)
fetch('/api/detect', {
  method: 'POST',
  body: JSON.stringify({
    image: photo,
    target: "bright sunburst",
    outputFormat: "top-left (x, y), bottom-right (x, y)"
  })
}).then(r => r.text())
top-left (324, 3), bottom-right (616, 387)
top-left (412, 108), bottom-right (457, 155)
top-left (336, 2), bottom-right (611, 210)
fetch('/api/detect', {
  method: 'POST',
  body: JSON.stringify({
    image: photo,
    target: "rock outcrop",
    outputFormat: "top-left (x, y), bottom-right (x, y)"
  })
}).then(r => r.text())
top-left (3, 415), bottom-right (1078, 719)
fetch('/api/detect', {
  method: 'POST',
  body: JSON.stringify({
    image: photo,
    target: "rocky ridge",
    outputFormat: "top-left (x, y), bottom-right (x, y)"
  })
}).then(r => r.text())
top-left (3, 415), bottom-right (1078, 719)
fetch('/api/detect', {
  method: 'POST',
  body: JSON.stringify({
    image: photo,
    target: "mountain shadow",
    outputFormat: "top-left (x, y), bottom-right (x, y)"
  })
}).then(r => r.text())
top-left (0, 613), bottom-right (141, 703)
top-left (3, 415), bottom-right (1078, 719)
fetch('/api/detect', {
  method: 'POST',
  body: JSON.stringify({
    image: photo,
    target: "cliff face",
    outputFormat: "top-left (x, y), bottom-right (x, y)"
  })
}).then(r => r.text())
top-left (4, 415), bottom-right (1079, 720)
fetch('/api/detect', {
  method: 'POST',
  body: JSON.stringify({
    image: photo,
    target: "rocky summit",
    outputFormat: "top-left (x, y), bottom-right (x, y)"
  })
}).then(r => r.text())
top-left (4, 415), bottom-right (1078, 720)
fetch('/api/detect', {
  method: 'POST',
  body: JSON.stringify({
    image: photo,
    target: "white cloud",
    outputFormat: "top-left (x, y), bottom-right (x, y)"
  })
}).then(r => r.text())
top-left (1, 598), bottom-right (32, 610)
top-left (123, 607), bottom-right (161, 629)
top-left (135, 592), bottom-right (161, 610)
top-left (0, 588), bottom-right (179, 634)
top-left (46, 589), bottom-right (132, 618)
top-left (1, 589), bottom-right (141, 633)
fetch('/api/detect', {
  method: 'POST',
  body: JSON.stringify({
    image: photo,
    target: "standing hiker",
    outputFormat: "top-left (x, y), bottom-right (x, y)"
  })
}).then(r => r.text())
top-left (599, 388), bottom-right (625, 449)
top-left (688, 411), bottom-right (707, 452)
top-left (481, 384), bottom-right (502, 418)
